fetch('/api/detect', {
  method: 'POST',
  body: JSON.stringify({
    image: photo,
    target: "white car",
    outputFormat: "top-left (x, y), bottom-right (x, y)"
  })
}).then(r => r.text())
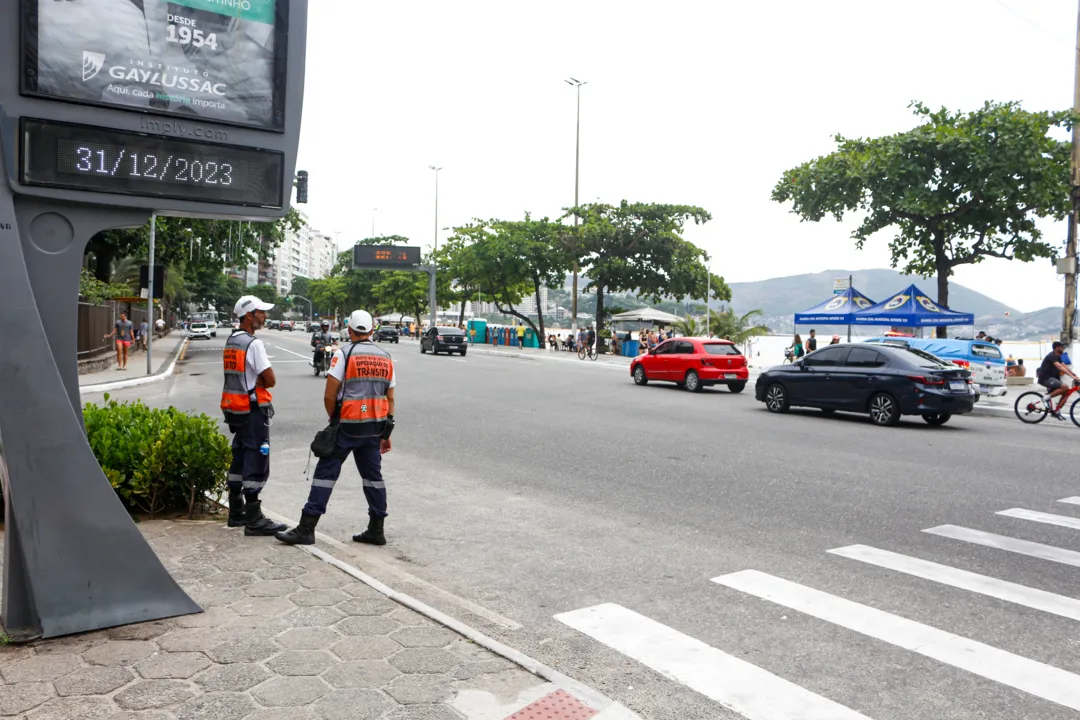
top-left (188, 322), bottom-right (214, 340)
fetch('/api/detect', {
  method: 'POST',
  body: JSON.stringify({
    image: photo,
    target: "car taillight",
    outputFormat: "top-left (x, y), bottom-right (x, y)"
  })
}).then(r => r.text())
top-left (436, 335), bottom-right (442, 341)
top-left (908, 375), bottom-right (945, 386)
top-left (951, 360), bottom-right (970, 369)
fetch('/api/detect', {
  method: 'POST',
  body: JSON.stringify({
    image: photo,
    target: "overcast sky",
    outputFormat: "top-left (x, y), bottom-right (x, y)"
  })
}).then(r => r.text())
top-left (295, 0), bottom-right (1077, 313)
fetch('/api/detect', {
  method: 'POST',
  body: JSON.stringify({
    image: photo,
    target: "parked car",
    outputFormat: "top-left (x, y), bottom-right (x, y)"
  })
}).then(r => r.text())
top-left (421, 326), bottom-right (467, 355)
top-left (187, 322), bottom-right (212, 340)
top-left (268, 320), bottom-right (281, 330)
top-left (754, 343), bottom-right (975, 426)
top-left (630, 337), bottom-right (748, 393)
top-left (862, 336), bottom-right (1006, 398)
top-left (376, 327), bottom-right (400, 343)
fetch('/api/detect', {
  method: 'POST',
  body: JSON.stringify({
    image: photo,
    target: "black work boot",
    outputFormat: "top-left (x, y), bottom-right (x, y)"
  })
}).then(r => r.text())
top-left (275, 513), bottom-right (320, 545)
top-left (243, 499), bottom-right (286, 536)
top-left (352, 513), bottom-right (386, 546)
top-left (227, 491), bottom-right (246, 527)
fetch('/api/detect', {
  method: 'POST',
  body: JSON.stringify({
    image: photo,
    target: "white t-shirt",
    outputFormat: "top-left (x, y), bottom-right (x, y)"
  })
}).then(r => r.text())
top-left (328, 342), bottom-right (396, 399)
top-left (234, 332), bottom-right (271, 391)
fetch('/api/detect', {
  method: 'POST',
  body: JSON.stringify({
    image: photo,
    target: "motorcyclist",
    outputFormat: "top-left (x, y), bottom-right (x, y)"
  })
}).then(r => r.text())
top-left (311, 321), bottom-right (334, 370)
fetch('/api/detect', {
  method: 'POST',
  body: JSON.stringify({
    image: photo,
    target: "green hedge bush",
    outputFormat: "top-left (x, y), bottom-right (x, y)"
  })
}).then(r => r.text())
top-left (83, 394), bottom-right (230, 517)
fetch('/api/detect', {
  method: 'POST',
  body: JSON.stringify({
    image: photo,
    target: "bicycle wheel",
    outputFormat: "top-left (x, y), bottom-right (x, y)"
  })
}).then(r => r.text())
top-left (1070, 396), bottom-right (1080, 428)
top-left (1014, 390), bottom-right (1048, 424)
top-left (577, 346), bottom-right (586, 360)
top-left (589, 348), bottom-right (597, 361)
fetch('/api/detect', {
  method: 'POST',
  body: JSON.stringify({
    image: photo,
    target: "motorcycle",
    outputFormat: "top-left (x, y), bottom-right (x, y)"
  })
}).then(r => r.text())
top-left (313, 344), bottom-right (334, 376)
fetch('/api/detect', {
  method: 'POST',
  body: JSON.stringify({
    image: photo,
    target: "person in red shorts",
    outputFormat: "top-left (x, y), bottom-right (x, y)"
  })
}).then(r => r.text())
top-left (104, 312), bottom-right (135, 370)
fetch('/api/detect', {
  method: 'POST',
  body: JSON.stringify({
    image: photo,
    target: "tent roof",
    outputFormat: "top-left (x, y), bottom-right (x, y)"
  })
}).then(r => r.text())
top-left (851, 284), bottom-right (974, 327)
top-left (376, 313), bottom-right (415, 323)
top-left (609, 307), bottom-right (685, 324)
top-left (794, 287), bottom-right (875, 325)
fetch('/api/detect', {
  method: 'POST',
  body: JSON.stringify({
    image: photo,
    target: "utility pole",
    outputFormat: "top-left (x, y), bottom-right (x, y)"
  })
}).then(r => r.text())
top-left (429, 166), bottom-right (442, 253)
top-left (1064, 0), bottom-right (1080, 345)
top-left (566, 78), bottom-right (586, 332)
top-left (146, 213), bottom-right (155, 375)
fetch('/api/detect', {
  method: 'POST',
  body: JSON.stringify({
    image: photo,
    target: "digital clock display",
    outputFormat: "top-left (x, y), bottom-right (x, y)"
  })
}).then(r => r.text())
top-left (20, 118), bottom-right (285, 208)
top-left (353, 245), bottom-right (422, 268)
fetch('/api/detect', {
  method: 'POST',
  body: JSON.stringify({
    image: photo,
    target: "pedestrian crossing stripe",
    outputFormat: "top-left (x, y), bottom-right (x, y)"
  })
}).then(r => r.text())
top-left (712, 570), bottom-right (1080, 712)
top-left (1057, 496), bottom-right (1080, 506)
top-left (924, 525), bottom-right (1080, 568)
top-left (996, 508), bottom-right (1080, 531)
top-left (555, 603), bottom-right (873, 720)
top-left (829, 544), bottom-right (1080, 622)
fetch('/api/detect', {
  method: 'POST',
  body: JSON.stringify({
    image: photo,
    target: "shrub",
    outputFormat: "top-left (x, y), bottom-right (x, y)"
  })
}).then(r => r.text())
top-left (83, 394), bottom-right (230, 517)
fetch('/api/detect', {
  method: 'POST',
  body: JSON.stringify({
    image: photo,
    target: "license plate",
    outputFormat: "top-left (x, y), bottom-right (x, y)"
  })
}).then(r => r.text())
top-left (725, 373), bottom-right (738, 379)
top-left (949, 381), bottom-right (967, 392)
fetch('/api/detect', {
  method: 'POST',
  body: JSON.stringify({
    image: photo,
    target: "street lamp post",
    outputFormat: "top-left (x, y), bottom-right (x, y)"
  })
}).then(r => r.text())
top-left (565, 78), bottom-right (586, 332)
top-left (428, 166), bottom-right (442, 253)
top-left (371, 208), bottom-right (377, 239)
top-left (291, 295), bottom-right (313, 323)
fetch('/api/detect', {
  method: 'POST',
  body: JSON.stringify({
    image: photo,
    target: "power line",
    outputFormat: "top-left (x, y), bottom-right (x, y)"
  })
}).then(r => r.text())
top-left (993, 0), bottom-right (1076, 50)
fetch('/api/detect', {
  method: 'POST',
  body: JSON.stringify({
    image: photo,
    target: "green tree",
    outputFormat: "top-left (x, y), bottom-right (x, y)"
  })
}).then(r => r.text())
top-left (772, 101), bottom-right (1071, 337)
top-left (309, 276), bottom-right (348, 320)
top-left (673, 315), bottom-right (705, 337)
top-left (568, 201), bottom-right (730, 340)
top-left (709, 308), bottom-right (769, 345)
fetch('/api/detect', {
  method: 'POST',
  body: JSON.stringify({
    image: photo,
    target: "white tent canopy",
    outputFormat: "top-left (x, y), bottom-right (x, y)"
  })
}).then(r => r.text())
top-left (609, 307), bottom-right (684, 325)
top-left (376, 313), bottom-right (415, 323)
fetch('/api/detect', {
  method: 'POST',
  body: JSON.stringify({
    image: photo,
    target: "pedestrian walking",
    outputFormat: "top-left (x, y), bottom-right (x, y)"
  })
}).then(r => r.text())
top-left (136, 319), bottom-right (148, 351)
top-left (807, 329), bottom-right (818, 352)
top-left (103, 312), bottom-right (135, 370)
top-left (516, 322), bottom-right (526, 347)
top-left (792, 333), bottom-right (805, 359)
top-left (277, 310), bottom-right (396, 546)
top-left (221, 295), bottom-right (286, 537)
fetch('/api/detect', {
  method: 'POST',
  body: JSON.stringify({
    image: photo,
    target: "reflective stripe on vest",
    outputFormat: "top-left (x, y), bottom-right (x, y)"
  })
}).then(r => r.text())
top-left (221, 332), bottom-right (272, 420)
top-left (338, 342), bottom-right (393, 437)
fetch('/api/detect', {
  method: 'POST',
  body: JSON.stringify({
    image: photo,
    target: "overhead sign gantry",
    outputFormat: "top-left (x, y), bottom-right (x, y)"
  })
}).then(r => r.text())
top-left (0, 0), bottom-right (308, 641)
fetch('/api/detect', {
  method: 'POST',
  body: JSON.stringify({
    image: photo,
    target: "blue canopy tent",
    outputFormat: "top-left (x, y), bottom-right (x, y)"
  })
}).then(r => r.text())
top-left (851, 284), bottom-right (974, 328)
top-left (794, 286), bottom-right (876, 325)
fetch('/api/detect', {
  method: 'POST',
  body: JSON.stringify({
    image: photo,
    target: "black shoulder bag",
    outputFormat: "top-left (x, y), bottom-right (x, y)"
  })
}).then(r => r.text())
top-left (310, 343), bottom-right (356, 458)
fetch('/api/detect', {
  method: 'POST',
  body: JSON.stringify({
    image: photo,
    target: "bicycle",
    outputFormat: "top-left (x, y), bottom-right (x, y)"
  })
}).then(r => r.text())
top-left (577, 343), bottom-right (597, 361)
top-left (1014, 382), bottom-right (1080, 426)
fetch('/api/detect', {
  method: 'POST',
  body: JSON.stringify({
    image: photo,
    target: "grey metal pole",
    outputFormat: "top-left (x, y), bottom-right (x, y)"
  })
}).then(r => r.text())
top-left (146, 213), bottom-right (155, 375)
top-left (428, 268), bottom-right (437, 331)
top-left (1063, 0), bottom-right (1080, 346)
top-left (705, 261), bottom-right (711, 338)
top-left (569, 80), bottom-right (585, 333)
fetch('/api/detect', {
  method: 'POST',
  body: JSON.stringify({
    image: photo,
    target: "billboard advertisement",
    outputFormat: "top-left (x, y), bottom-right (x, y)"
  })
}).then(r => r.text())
top-left (21, 0), bottom-right (288, 130)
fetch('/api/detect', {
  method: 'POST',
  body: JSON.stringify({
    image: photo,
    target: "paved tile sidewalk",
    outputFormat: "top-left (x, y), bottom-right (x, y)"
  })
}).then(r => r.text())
top-left (0, 521), bottom-right (634, 720)
top-left (79, 332), bottom-right (188, 389)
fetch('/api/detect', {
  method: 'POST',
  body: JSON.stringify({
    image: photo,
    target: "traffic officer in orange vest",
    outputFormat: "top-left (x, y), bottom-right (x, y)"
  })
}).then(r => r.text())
top-left (276, 309), bottom-right (395, 546)
top-left (221, 295), bottom-right (287, 536)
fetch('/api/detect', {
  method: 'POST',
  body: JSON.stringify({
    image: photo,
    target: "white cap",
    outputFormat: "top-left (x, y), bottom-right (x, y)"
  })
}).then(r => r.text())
top-left (234, 295), bottom-right (274, 317)
top-left (348, 310), bottom-right (374, 333)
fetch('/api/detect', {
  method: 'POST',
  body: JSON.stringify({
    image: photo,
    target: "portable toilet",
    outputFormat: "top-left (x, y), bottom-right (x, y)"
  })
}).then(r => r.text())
top-left (524, 326), bottom-right (538, 348)
top-left (467, 318), bottom-right (487, 344)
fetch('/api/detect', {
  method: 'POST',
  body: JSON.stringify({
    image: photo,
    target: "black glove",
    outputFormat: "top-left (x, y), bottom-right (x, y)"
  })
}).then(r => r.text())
top-left (380, 414), bottom-right (395, 440)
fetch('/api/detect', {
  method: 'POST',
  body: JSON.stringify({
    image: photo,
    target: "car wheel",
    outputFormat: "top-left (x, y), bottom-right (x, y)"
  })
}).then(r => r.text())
top-left (420, 344), bottom-right (427, 354)
top-left (633, 365), bottom-right (648, 385)
top-left (211, 332), bottom-right (217, 338)
top-left (460, 349), bottom-right (466, 356)
top-left (728, 381), bottom-right (746, 394)
top-left (684, 370), bottom-right (702, 393)
top-left (922, 413), bottom-right (951, 426)
top-left (869, 392), bottom-right (901, 426)
top-left (765, 383), bottom-right (789, 413)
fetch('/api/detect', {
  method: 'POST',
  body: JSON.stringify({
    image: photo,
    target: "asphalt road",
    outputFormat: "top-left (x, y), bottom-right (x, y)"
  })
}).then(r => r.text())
top-left (86, 330), bottom-right (1080, 720)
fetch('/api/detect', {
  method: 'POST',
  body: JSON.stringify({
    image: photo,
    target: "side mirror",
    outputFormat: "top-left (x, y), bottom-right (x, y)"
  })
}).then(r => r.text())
top-left (799, 362), bottom-right (809, 371)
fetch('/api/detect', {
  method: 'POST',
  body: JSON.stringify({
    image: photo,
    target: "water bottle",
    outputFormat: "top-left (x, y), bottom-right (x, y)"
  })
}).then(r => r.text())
top-left (259, 441), bottom-right (270, 457)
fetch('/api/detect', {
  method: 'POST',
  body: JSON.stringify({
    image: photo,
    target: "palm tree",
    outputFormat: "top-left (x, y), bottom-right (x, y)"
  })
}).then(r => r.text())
top-left (673, 315), bottom-right (704, 337)
top-left (709, 308), bottom-right (769, 345)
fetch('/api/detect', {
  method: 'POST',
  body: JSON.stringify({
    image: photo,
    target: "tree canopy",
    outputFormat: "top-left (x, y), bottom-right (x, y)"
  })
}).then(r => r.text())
top-left (772, 101), bottom-right (1072, 336)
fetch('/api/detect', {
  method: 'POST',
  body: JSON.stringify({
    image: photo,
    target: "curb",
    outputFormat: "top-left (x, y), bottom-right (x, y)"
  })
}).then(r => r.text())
top-left (468, 346), bottom-right (631, 368)
top-left (258, 506), bottom-right (640, 719)
top-left (79, 337), bottom-right (190, 395)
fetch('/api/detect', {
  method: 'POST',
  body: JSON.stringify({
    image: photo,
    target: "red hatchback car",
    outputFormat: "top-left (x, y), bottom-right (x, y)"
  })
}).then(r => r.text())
top-left (630, 337), bottom-right (749, 393)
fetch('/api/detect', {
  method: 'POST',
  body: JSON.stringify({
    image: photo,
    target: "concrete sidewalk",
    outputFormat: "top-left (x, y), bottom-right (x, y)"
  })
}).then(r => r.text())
top-left (79, 333), bottom-right (188, 394)
top-left (0, 520), bottom-right (638, 720)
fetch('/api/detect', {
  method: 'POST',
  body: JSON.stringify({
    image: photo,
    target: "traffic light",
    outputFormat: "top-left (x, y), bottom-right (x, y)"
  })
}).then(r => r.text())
top-left (296, 170), bottom-right (308, 204)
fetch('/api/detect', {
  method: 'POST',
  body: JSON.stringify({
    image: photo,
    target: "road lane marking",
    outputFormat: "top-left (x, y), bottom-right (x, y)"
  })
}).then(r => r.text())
top-left (712, 570), bottom-right (1080, 712)
top-left (996, 508), bottom-right (1080, 531)
top-left (829, 545), bottom-right (1080, 621)
top-left (270, 344), bottom-right (313, 361)
top-left (924, 525), bottom-right (1080, 568)
top-left (1058, 497), bottom-right (1080, 507)
top-left (555, 603), bottom-right (873, 720)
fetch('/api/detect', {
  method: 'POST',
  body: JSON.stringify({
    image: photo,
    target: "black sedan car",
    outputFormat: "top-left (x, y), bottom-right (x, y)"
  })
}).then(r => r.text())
top-left (376, 327), bottom-right (400, 343)
top-left (754, 343), bottom-right (975, 426)
top-left (421, 326), bottom-right (467, 356)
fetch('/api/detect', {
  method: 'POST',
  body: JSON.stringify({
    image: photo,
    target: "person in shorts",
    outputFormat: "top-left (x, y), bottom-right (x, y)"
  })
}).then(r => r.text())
top-left (104, 312), bottom-right (135, 370)
top-left (1037, 342), bottom-right (1080, 418)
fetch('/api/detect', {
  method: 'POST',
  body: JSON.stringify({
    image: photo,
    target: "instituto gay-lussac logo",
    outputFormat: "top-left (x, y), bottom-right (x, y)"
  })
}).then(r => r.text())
top-left (82, 51), bottom-right (106, 82)
top-left (916, 295), bottom-right (942, 313)
top-left (883, 294), bottom-right (909, 311)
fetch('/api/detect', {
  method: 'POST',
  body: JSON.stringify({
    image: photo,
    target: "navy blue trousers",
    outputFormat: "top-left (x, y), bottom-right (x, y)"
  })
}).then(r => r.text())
top-left (303, 434), bottom-right (386, 517)
top-left (228, 409), bottom-right (270, 499)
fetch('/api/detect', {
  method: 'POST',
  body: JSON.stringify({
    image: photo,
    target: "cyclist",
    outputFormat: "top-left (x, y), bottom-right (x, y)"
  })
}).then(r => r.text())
top-left (586, 325), bottom-right (596, 353)
top-left (1037, 342), bottom-right (1080, 419)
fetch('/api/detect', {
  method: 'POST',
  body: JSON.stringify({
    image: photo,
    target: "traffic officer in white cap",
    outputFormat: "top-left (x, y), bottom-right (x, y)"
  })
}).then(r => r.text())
top-left (277, 309), bottom-right (396, 546)
top-left (221, 295), bottom-right (286, 536)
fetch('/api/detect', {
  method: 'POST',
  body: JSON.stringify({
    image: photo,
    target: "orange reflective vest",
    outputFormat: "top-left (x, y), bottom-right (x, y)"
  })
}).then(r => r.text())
top-left (221, 331), bottom-right (272, 425)
top-left (337, 342), bottom-right (393, 437)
